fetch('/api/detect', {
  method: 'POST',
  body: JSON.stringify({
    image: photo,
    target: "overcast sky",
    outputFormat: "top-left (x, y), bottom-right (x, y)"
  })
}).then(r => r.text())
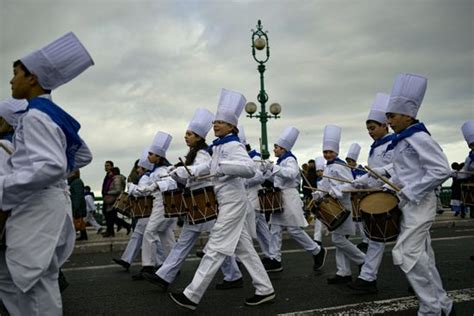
top-left (1, 0), bottom-right (473, 194)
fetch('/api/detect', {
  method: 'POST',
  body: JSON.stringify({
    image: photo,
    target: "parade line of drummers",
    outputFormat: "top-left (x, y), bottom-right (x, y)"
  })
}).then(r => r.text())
top-left (0, 32), bottom-right (472, 316)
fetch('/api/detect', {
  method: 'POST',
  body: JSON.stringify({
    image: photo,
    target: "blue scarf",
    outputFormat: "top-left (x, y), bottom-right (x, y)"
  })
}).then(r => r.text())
top-left (326, 157), bottom-right (346, 165)
top-left (276, 151), bottom-right (297, 165)
top-left (386, 122), bottom-right (430, 153)
top-left (248, 149), bottom-right (261, 159)
top-left (23, 97), bottom-right (82, 171)
top-left (208, 134), bottom-right (240, 151)
top-left (469, 151), bottom-right (474, 162)
top-left (369, 134), bottom-right (396, 157)
top-left (352, 164), bottom-right (368, 179)
top-left (1, 132), bottom-right (13, 142)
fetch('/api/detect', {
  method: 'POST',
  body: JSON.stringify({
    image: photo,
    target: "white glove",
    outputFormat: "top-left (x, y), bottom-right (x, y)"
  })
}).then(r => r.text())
top-left (137, 181), bottom-right (159, 194)
top-left (311, 191), bottom-right (324, 202)
top-left (352, 174), bottom-right (368, 188)
top-left (170, 166), bottom-right (191, 179)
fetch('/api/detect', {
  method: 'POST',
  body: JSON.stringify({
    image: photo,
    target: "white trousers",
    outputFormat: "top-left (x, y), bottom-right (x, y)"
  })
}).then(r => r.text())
top-left (142, 211), bottom-right (176, 267)
top-left (0, 250), bottom-right (62, 316)
top-left (269, 224), bottom-right (320, 262)
top-left (85, 211), bottom-right (101, 230)
top-left (313, 219), bottom-right (322, 242)
top-left (183, 226), bottom-right (273, 304)
top-left (406, 236), bottom-right (453, 316)
top-left (255, 212), bottom-right (271, 258)
top-left (220, 255), bottom-right (243, 281)
top-left (355, 221), bottom-right (368, 243)
top-left (359, 240), bottom-right (385, 282)
top-left (332, 233), bottom-right (365, 277)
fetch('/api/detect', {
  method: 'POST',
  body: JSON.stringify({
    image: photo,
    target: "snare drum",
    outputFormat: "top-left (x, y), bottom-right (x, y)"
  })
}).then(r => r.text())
top-left (314, 195), bottom-right (350, 231)
top-left (129, 196), bottom-right (154, 218)
top-left (112, 192), bottom-right (132, 218)
top-left (163, 189), bottom-right (187, 218)
top-left (185, 186), bottom-right (218, 225)
top-left (359, 191), bottom-right (401, 242)
top-left (257, 187), bottom-right (283, 214)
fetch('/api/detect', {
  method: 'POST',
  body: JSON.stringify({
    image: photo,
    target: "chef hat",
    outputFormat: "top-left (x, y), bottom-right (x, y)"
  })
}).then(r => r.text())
top-left (386, 73), bottom-right (427, 118)
top-left (275, 127), bottom-right (299, 151)
top-left (346, 143), bottom-right (361, 161)
top-left (0, 97), bottom-right (28, 128)
top-left (149, 131), bottom-right (172, 158)
top-left (315, 156), bottom-right (326, 171)
top-left (214, 88), bottom-right (246, 127)
top-left (188, 108), bottom-right (214, 139)
top-left (138, 147), bottom-right (154, 171)
top-left (461, 120), bottom-right (474, 145)
top-left (323, 124), bottom-right (341, 153)
top-left (367, 93), bottom-right (389, 124)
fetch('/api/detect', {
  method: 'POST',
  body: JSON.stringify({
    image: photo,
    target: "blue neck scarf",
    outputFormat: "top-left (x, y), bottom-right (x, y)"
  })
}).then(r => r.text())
top-left (277, 151), bottom-right (297, 165)
top-left (1, 132), bottom-right (13, 142)
top-left (469, 151), bottom-right (474, 161)
top-left (248, 149), bottom-right (261, 159)
top-left (208, 134), bottom-right (240, 151)
top-left (386, 122), bottom-right (430, 153)
top-left (24, 97), bottom-right (82, 172)
top-left (326, 157), bottom-right (346, 166)
top-left (370, 134), bottom-right (396, 157)
top-left (352, 164), bottom-right (368, 179)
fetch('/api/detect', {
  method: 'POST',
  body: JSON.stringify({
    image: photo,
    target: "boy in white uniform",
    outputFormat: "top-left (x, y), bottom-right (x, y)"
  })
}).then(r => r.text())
top-left (0, 32), bottom-right (93, 315)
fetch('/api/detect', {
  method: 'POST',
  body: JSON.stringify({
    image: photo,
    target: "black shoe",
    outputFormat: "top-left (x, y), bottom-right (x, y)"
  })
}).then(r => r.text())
top-left (348, 277), bottom-right (378, 294)
top-left (117, 224), bottom-right (123, 232)
top-left (357, 242), bottom-right (368, 253)
top-left (126, 226), bottom-right (132, 235)
top-left (132, 266), bottom-right (155, 281)
top-left (169, 292), bottom-right (197, 311)
top-left (327, 275), bottom-right (352, 284)
top-left (113, 258), bottom-right (130, 271)
top-left (261, 257), bottom-right (271, 264)
top-left (143, 272), bottom-right (169, 292)
top-left (313, 247), bottom-right (327, 271)
top-left (196, 249), bottom-right (205, 258)
top-left (216, 278), bottom-right (243, 290)
top-left (314, 240), bottom-right (322, 246)
top-left (244, 292), bottom-right (275, 306)
top-left (263, 259), bottom-right (283, 272)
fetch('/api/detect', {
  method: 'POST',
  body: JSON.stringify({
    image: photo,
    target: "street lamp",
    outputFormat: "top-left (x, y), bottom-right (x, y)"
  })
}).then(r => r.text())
top-left (245, 19), bottom-right (281, 160)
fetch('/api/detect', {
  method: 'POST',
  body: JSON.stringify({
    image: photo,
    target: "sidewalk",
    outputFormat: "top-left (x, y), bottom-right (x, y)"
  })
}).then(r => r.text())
top-left (73, 209), bottom-right (474, 255)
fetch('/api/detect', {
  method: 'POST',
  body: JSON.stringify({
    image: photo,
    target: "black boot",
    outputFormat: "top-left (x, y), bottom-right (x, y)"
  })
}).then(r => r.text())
top-left (76, 229), bottom-right (88, 241)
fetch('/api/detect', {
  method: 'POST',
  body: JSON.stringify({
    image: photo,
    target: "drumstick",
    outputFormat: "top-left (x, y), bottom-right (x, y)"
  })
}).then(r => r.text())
top-left (364, 165), bottom-right (401, 192)
top-left (178, 157), bottom-right (194, 177)
top-left (321, 174), bottom-right (353, 184)
top-left (195, 174), bottom-right (217, 181)
top-left (303, 186), bottom-right (329, 193)
top-left (0, 143), bottom-right (12, 155)
top-left (300, 169), bottom-right (317, 191)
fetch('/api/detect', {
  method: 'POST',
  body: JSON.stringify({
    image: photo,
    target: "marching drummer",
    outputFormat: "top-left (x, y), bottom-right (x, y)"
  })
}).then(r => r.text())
top-left (131, 131), bottom-right (178, 280)
top-left (168, 88), bottom-right (275, 310)
top-left (383, 73), bottom-right (453, 315)
top-left (261, 127), bottom-right (327, 273)
top-left (312, 125), bottom-right (365, 284)
top-left (312, 156), bottom-right (327, 245)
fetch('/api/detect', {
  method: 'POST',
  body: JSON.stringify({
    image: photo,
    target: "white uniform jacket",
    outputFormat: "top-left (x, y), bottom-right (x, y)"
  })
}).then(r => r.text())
top-left (269, 156), bottom-right (308, 228)
top-left (0, 96), bottom-right (92, 292)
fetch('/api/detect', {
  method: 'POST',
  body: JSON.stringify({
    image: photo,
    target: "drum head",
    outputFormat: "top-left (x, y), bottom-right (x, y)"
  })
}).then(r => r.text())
top-left (359, 192), bottom-right (398, 214)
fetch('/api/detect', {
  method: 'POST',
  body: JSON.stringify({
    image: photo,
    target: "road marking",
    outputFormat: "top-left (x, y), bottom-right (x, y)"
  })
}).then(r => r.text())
top-left (278, 288), bottom-right (474, 315)
top-left (63, 234), bottom-right (474, 272)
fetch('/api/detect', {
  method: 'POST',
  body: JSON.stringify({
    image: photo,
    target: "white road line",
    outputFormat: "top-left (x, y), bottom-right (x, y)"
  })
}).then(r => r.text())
top-left (278, 288), bottom-right (474, 315)
top-left (63, 234), bottom-right (474, 272)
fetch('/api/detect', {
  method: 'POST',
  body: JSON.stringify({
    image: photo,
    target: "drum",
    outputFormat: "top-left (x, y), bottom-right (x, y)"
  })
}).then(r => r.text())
top-left (185, 186), bottom-right (218, 225)
top-left (359, 191), bottom-right (402, 242)
top-left (257, 187), bottom-right (283, 214)
top-left (350, 192), bottom-right (363, 221)
top-left (112, 192), bottom-right (132, 218)
top-left (163, 189), bottom-right (187, 218)
top-left (461, 182), bottom-right (474, 206)
top-left (314, 195), bottom-right (350, 231)
top-left (129, 196), bottom-right (154, 218)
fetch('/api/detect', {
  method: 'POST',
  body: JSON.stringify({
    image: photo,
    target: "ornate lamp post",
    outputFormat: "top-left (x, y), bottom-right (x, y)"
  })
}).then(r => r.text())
top-left (245, 20), bottom-right (281, 160)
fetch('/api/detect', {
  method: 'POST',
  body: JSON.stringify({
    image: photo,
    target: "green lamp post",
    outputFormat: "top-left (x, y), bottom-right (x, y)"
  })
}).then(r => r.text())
top-left (245, 20), bottom-right (281, 160)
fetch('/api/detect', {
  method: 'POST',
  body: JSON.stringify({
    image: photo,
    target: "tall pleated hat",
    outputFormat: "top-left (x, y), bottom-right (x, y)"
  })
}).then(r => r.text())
top-left (323, 124), bottom-right (341, 154)
top-left (237, 125), bottom-right (247, 145)
top-left (0, 97), bottom-right (28, 128)
top-left (138, 147), bottom-right (154, 171)
top-left (149, 131), bottom-right (172, 158)
top-left (275, 127), bottom-right (299, 151)
top-left (214, 88), bottom-right (246, 127)
top-left (188, 108), bottom-right (214, 139)
top-left (346, 143), bottom-right (361, 161)
top-left (386, 73), bottom-right (427, 118)
top-left (367, 93), bottom-right (390, 124)
top-left (461, 120), bottom-right (474, 145)
top-left (20, 32), bottom-right (94, 90)
top-left (315, 156), bottom-right (326, 171)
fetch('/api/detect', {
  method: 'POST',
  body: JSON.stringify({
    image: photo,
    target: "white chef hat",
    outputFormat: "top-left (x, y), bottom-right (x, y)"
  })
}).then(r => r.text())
top-left (188, 108), bottom-right (214, 139)
top-left (20, 32), bottom-right (94, 90)
top-left (461, 120), bottom-right (474, 145)
top-left (214, 88), bottom-right (246, 127)
top-left (386, 73), bottom-right (427, 118)
top-left (138, 147), bottom-right (154, 171)
top-left (346, 143), bottom-right (361, 161)
top-left (323, 124), bottom-right (341, 154)
top-left (238, 125), bottom-right (247, 145)
top-left (149, 131), bottom-right (172, 158)
top-left (315, 156), bottom-right (326, 171)
top-left (0, 97), bottom-right (28, 128)
top-left (367, 93), bottom-right (390, 124)
top-left (275, 127), bottom-right (299, 151)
